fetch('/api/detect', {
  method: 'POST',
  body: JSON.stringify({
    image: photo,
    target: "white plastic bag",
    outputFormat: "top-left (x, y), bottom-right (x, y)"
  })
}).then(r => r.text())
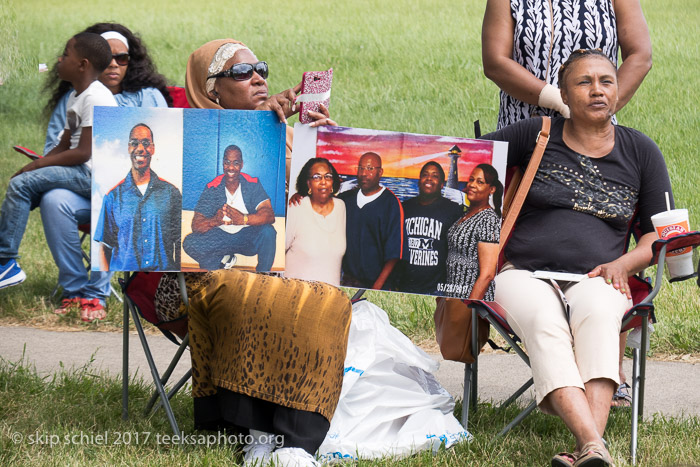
top-left (627, 321), bottom-right (654, 350)
top-left (318, 300), bottom-right (471, 463)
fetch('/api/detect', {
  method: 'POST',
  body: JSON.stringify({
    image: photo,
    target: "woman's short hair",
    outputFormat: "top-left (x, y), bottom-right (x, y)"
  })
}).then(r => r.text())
top-left (475, 163), bottom-right (503, 218)
top-left (295, 158), bottom-right (341, 196)
top-left (558, 48), bottom-right (616, 89)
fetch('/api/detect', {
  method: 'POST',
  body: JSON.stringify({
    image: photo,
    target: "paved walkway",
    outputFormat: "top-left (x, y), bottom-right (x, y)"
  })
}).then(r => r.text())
top-left (1, 325), bottom-right (698, 419)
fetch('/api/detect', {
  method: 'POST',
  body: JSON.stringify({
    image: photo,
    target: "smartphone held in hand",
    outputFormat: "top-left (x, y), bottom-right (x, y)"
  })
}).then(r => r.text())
top-left (298, 68), bottom-right (333, 124)
top-left (13, 145), bottom-right (42, 160)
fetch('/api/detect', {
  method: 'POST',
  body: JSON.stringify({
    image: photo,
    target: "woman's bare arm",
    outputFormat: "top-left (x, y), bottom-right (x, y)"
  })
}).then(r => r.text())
top-left (588, 231), bottom-right (656, 299)
top-left (469, 242), bottom-right (500, 299)
top-left (613, 0), bottom-right (653, 112)
top-left (482, 0), bottom-right (547, 106)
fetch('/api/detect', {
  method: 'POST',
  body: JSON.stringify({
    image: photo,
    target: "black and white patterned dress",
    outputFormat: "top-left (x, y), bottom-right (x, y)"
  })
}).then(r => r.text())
top-left (498, 0), bottom-right (618, 128)
top-left (444, 209), bottom-right (501, 300)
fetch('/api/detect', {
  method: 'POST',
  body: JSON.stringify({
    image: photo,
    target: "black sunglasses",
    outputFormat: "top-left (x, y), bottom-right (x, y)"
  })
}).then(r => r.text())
top-left (112, 53), bottom-right (130, 66)
top-left (207, 61), bottom-right (268, 81)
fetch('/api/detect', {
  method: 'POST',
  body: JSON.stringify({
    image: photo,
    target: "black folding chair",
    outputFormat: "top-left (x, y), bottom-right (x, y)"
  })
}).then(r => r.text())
top-left (464, 231), bottom-right (700, 464)
top-left (121, 271), bottom-right (192, 438)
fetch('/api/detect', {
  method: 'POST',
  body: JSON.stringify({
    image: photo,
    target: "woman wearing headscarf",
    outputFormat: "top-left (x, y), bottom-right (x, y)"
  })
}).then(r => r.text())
top-left (154, 39), bottom-right (346, 467)
top-left (185, 39), bottom-right (334, 183)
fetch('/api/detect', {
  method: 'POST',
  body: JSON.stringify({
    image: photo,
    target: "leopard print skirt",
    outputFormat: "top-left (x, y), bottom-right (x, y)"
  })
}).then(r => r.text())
top-left (187, 269), bottom-right (351, 421)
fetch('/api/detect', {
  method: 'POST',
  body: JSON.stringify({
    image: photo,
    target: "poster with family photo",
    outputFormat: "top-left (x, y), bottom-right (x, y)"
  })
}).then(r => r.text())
top-left (288, 124), bottom-right (508, 298)
top-left (91, 107), bottom-right (287, 273)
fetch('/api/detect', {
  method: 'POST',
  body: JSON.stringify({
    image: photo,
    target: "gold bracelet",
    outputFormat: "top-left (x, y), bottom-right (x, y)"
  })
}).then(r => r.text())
top-left (243, 214), bottom-right (248, 225)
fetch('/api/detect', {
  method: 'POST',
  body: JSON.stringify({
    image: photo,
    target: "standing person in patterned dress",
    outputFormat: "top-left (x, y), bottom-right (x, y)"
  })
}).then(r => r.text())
top-left (482, 0), bottom-right (652, 128)
top-left (444, 164), bottom-right (502, 299)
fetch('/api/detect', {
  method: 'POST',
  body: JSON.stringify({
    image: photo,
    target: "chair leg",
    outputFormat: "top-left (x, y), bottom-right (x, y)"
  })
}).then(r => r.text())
top-left (122, 273), bottom-right (130, 421)
top-left (500, 377), bottom-right (534, 408)
top-left (127, 298), bottom-right (181, 438)
top-left (471, 304), bottom-right (537, 436)
top-left (145, 334), bottom-right (190, 414)
top-left (630, 347), bottom-right (640, 465)
top-left (639, 315), bottom-right (648, 417)
top-left (497, 400), bottom-right (537, 438)
top-left (469, 307), bottom-right (479, 412)
top-left (630, 314), bottom-right (649, 465)
top-left (153, 369), bottom-right (193, 414)
top-left (462, 362), bottom-right (472, 428)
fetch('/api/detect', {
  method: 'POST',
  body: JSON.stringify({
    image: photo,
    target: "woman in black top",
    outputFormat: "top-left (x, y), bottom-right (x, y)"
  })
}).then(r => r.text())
top-left (482, 49), bottom-right (672, 466)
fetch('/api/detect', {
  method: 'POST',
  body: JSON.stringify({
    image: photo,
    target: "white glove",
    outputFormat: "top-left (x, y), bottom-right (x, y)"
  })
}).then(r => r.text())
top-left (538, 83), bottom-right (570, 118)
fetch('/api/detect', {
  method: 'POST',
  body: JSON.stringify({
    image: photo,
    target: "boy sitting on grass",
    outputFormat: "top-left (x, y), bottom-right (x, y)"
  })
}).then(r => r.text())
top-left (0, 32), bottom-right (117, 301)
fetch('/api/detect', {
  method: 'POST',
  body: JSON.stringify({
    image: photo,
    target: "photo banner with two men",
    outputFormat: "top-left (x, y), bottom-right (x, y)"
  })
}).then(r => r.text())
top-left (91, 107), bottom-right (507, 300)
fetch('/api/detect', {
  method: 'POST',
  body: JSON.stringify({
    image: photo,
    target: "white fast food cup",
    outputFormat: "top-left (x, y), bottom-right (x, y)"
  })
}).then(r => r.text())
top-left (650, 209), bottom-right (693, 278)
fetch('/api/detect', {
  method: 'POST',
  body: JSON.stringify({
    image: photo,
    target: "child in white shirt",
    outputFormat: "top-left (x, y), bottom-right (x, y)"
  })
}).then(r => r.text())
top-left (0, 32), bottom-right (116, 290)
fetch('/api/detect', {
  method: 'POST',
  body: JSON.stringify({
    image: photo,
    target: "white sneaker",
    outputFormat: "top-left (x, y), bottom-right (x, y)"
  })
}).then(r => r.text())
top-left (222, 254), bottom-right (237, 269)
top-left (269, 447), bottom-right (320, 467)
top-left (242, 430), bottom-right (276, 466)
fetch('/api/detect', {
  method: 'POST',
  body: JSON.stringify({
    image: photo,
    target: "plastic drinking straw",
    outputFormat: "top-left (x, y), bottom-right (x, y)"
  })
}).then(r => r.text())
top-left (665, 192), bottom-right (671, 211)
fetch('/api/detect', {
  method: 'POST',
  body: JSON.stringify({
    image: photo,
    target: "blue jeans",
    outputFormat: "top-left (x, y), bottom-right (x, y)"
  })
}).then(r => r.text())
top-left (183, 224), bottom-right (276, 272)
top-left (40, 189), bottom-right (112, 301)
top-left (0, 164), bottom-right (91, 259)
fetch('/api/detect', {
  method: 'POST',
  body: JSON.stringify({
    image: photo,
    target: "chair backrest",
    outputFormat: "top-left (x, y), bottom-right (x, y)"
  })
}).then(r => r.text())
top-left (166, 86), bottom-right (190, 109)
top-left (122, 272), bottom-right (188, 343)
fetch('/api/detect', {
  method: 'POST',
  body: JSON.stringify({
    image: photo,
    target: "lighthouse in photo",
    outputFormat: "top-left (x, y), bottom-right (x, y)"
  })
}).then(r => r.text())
top-left (446, 145), bottom-right (461, 189)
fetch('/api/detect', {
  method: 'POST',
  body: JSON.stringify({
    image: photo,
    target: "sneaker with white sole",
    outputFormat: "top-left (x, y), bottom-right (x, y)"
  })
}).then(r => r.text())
top-left (0, 259), bottom-right (26, 289)
top-left (222, 254), bottom-right (238, 270)
top-left (270, 448), bottom-right (320, 467)
top-left (242, 430), bottom-right (276, 466)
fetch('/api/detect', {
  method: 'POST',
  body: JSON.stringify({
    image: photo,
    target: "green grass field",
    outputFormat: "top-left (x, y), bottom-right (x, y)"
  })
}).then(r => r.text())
top-left (0, 0), bottom-right (698, 464)
top-left (1, 357), bottom-right (698, 466)
top-left (1, 0), bottom-right (697, 355)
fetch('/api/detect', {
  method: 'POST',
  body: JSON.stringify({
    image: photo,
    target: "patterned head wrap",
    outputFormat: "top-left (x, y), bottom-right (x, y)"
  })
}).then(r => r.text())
top-left (185, 39), bottom-right (250, 109)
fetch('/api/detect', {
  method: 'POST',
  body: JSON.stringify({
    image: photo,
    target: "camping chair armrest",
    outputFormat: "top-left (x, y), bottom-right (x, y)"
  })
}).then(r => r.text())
top-left (464, 299), bottom-right (511, 332)
top-left (649, 231), bottom-right (700, 266)
top-left (621, 302), bottom-right (656, 333)
top-left (644, 231), bottom-right (700, 299)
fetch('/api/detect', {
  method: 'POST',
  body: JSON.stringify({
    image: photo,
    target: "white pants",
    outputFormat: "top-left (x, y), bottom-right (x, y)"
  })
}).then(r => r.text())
top-left (495, 266), bottom-right (631, 411)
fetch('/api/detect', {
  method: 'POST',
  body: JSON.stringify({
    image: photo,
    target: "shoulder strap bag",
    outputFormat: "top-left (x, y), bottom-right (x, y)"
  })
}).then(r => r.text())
top-left (434, 117), bottom-right (551, 364)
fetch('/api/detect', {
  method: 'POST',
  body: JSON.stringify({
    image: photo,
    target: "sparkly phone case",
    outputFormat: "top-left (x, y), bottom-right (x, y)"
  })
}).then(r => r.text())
top-left (299, 68), bottom-right (333, 124)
